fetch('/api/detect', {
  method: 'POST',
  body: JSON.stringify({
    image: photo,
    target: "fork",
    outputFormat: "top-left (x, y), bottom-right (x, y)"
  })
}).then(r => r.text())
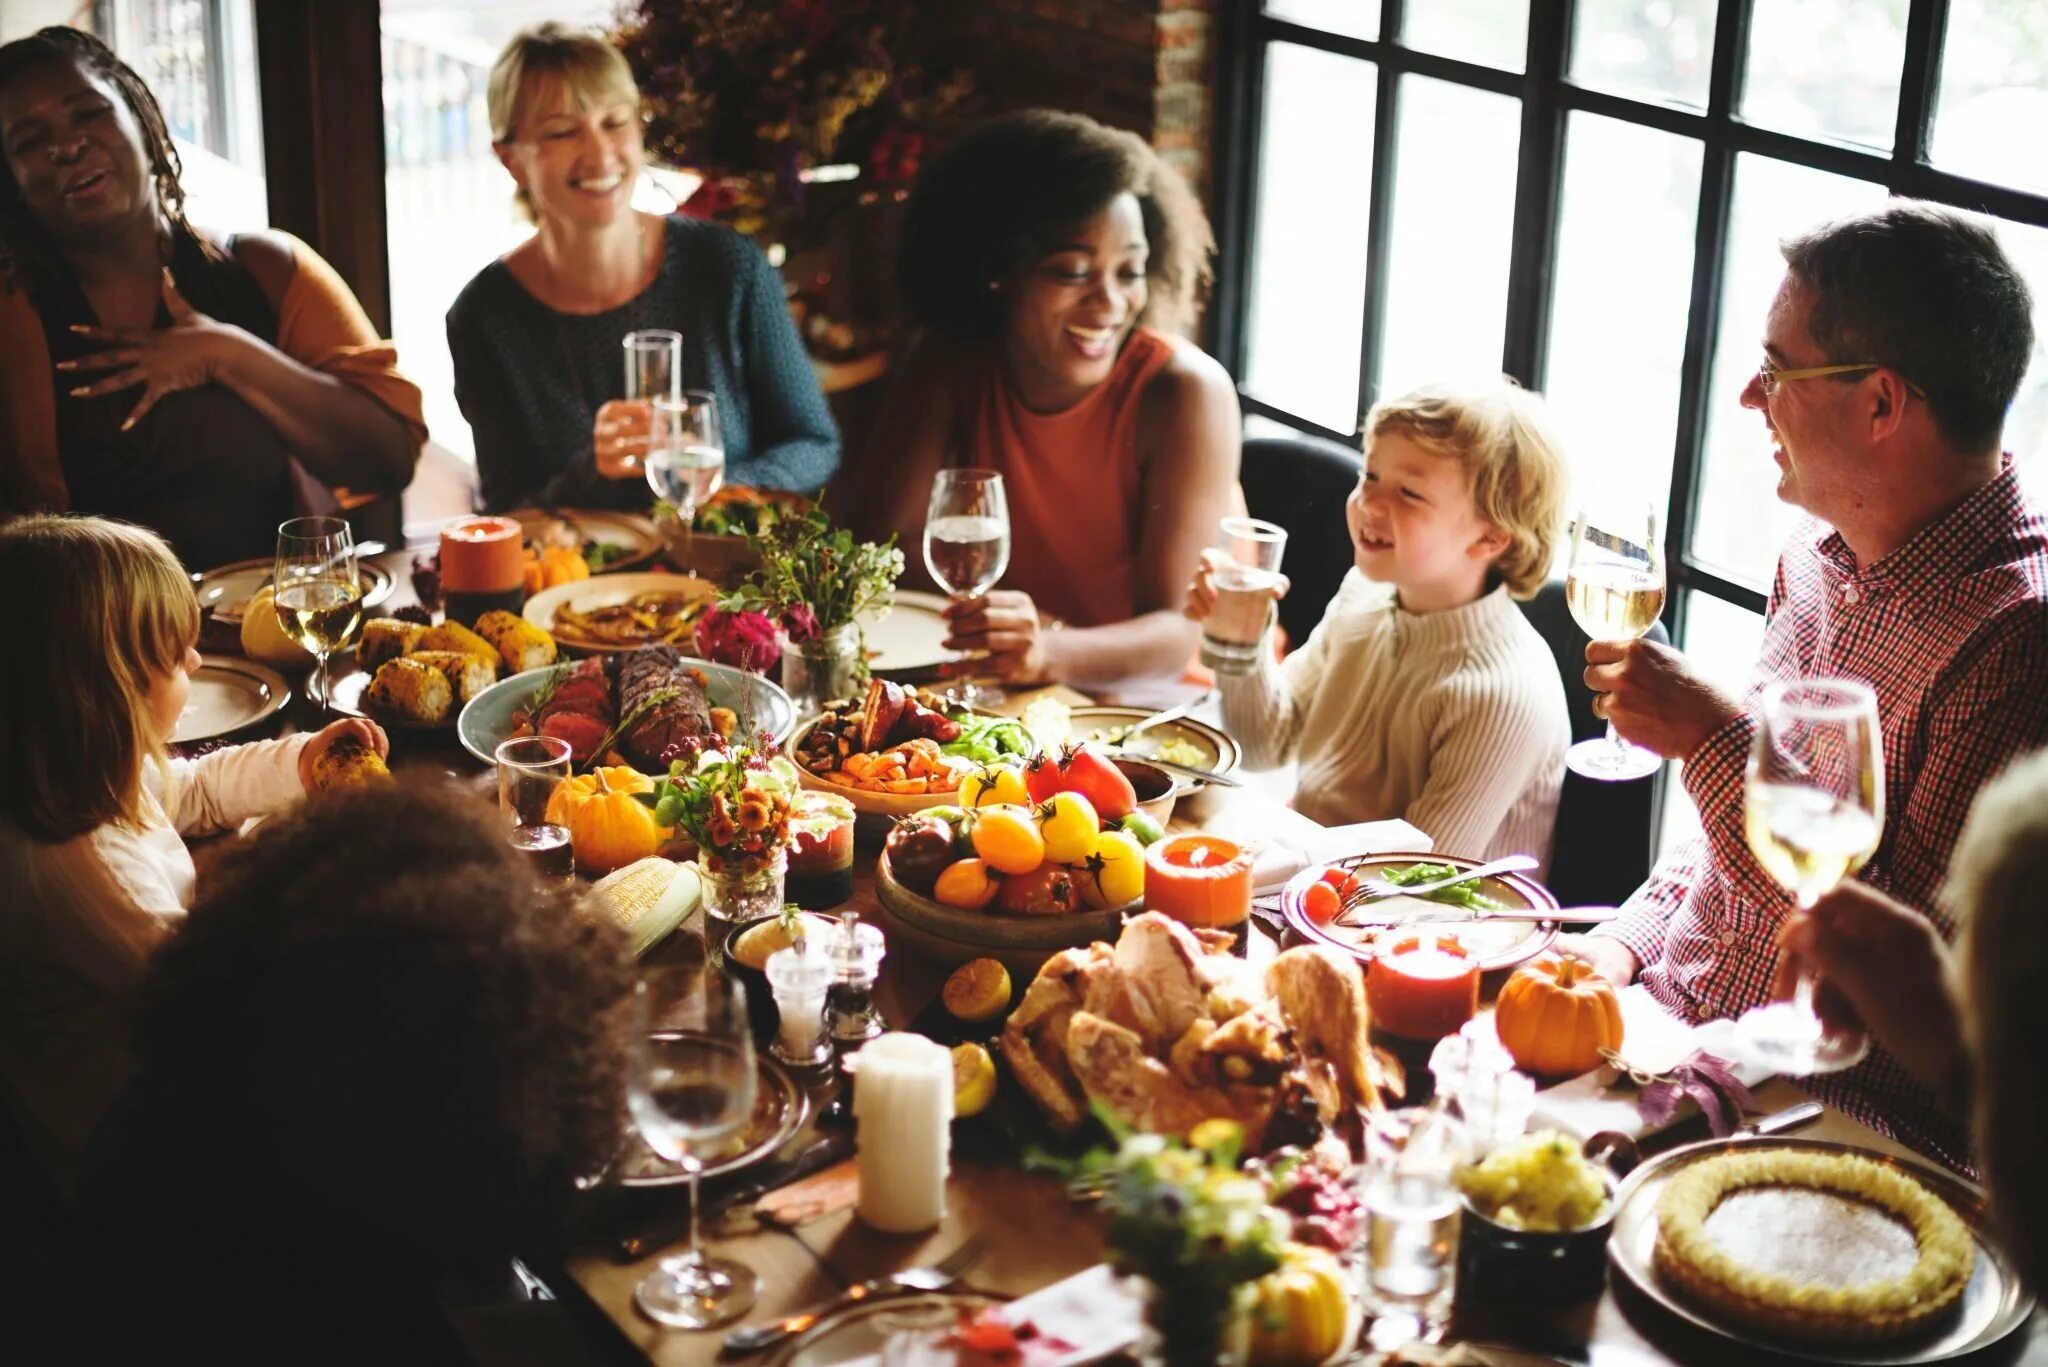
top-left (720, 1233), bottom-right (990, 1355)
top-left (1333, 854), bottom-right (1539, 924)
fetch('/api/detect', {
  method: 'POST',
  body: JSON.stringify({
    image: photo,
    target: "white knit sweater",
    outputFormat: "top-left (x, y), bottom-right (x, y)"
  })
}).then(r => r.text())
top-left (1220, 571), bottom-right (1569, 871)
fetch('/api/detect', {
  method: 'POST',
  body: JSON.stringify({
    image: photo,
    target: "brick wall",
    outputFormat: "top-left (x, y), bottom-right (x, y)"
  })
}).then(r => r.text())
top-left (935, 0), bottom-right (1220, 206)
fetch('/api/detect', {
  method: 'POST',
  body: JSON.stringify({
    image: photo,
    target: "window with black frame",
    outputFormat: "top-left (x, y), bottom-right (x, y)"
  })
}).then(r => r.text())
top-left (1214, 0), bottom-right (2048, 842)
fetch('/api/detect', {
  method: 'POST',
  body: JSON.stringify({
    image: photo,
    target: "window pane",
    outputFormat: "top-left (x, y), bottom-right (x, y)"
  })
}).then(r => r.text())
top-left (1402, 0), bottom-right (1528, 72)
top-left (1545, 115), bottom-right (1703, 536)
top-left (1264, 0), bottom-right (1380, 42)
top-left (1989, 217), bottom-right (2048, 508)
top-left (1662, 589), bottom-right (1769, 857)
top-left (1742, 0), bottom-right (1908, 151)
top-left (1375, 75), bottom-right (1519, 403)
top-left (1568, 0), bottom-right (1717, 110)
top-left (1691, 156), bottom-right (1885, 589)
top-left (1243, 44), bottom-right (1376, 435)
top-left (1934, 0), bottom-right (2048, 197)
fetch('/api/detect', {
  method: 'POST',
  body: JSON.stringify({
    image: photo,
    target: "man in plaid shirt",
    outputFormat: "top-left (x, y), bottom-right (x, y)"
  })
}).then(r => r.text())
top-left (1572, 203), bottom-right (2048, 1172)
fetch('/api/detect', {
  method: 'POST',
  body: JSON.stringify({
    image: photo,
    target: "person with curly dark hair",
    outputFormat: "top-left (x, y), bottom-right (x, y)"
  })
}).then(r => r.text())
top-left (858, 109), bottom-right (1242, 689)
top-left (0, 27), bottom-right (426, 570)
top-left (73, 780), bottom-right (634, 1359)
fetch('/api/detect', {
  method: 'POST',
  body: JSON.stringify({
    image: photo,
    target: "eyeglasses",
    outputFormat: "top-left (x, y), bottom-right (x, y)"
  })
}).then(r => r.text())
top-left (1758, 356), bottom-right (1927, 400)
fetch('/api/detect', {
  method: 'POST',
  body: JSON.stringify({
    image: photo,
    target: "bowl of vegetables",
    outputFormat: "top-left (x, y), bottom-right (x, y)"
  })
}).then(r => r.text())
top-left (786, 680), bottom-right (1035, 819)
top-left (1453, 1129), bottom-right (1619, 1301)
top-left (1279, 853), bottom-right (1559, 972)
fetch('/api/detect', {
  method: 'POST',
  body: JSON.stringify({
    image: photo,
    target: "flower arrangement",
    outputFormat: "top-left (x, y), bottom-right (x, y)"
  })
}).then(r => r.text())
top-left (722, 506), bottom-right (904, 648)
top-left (641, 746), bottom-right (802, 880)
top-left (613, 0), bottom-right (972, 243)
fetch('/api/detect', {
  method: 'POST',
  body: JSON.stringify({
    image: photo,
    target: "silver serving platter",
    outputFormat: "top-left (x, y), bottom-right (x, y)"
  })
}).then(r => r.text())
top-left (1608, 1135), bottom-right (2035, 1364)
top-left (615, 1045), bottom-right (808, 1189)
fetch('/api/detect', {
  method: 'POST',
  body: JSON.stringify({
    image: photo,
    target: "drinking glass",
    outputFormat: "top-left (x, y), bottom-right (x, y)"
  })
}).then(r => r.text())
top-left (629, 969), bottom-right (761, 1329)
top-left (497, 735), bottom-right (573, 884)
top-left (623, 328), bottom-right (683, 406)
top-left (1199, 516), bottom-right (1288, 672)
top-left (647, 389), bottom-right (726, 524)
top-left (273, 516), bottom-right (362, 713)
top-left (1354, 1106), bottom-right (1467, 1350)
top-left (1563, 505), bottom-right (1666, 781)
top-left (1731, 678), bottom-right (1883, 1074)
top-left (923, 468), bottom-right (1012, 709)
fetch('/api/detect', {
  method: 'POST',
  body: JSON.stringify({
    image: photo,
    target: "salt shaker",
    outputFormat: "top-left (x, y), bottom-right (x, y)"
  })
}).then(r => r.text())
top-left (851, 1032), bottom-right (952, 1232)
top-left (765, 939), bottom-right (834, 1068)
top-left (827, 911), bottom-right (886, 1046)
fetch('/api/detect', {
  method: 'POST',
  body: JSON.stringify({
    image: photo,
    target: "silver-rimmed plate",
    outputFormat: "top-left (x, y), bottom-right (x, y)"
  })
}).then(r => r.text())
top-left (1608, 1135), bottom-right (2034, 1364)
top-left (1280, 852), bottom-right (1559, 971)
top-left (615, 1048), bottom-right (808, 1188)
top-left (171, 655), bottom-right (291, 744)
top-left (194, 557), bottom-right (394, 626)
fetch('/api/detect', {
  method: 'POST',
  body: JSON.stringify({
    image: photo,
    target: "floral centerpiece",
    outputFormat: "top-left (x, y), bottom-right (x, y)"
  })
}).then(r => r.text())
top-left (640, 744), bottom-right (803, 923)
top-left (721, 507), bottom-right (903, 715)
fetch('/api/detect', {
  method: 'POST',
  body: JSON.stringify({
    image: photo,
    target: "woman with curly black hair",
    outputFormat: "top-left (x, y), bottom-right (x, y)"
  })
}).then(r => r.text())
top-left (859, 109), bottom-right (1242, 689)
top-left (0, 27), bottom-right (426, 570)
top-left (75, 781), bottom-right (634, 1359)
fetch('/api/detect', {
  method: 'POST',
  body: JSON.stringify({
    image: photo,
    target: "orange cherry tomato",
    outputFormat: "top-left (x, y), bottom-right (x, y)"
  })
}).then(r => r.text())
top-left (969, 805), bottom-right (1046, 875)
top-left (933, 858), bottom-right (1001, 910)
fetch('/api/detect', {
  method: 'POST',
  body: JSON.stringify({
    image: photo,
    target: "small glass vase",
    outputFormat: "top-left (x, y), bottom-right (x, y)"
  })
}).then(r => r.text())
top-left (782, 621), bottom-right (866, 719)
top-left (699, 848), bottom-right (788, 932)
top-left (1133, 1278), bottom-right (1252, 1367)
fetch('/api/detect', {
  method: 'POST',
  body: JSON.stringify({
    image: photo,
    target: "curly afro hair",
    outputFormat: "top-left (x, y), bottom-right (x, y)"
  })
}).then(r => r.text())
top-left (132, 780), bottom-right (635, 1264)
top-left (897, 108), bottom-right (1215, 340)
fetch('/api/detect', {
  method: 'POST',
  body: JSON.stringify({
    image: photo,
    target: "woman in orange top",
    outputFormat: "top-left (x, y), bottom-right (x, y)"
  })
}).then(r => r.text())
top-left (861, 110), bottom-right (1241, 689)
top-left (0, 28), bottom-right (425, 571)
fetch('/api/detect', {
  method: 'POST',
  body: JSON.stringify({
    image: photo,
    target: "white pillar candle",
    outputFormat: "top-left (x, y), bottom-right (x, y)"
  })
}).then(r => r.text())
top-left (852, 1032), bottom-right (953, 1233)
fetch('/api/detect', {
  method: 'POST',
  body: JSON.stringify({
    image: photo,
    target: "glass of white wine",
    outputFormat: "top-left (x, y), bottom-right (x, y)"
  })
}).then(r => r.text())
top-left (629, 967), bottom-right (761, 1329)
top-left (1732, 678), bottom-right (1882, 1074)
top-left (923, 468), bottom-right (1012, 709)
top-left (1563, 505), bottom-right (1666, 782)
top-left (273, 516), bottom-right (363, 713)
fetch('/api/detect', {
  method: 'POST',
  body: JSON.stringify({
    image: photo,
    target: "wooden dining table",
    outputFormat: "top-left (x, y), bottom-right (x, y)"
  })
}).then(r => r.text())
top-left (229, 547), bottom-right (2045, 1367)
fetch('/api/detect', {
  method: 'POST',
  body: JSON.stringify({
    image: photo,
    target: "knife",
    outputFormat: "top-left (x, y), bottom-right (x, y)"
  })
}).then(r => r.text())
top-left (613, 1131), bottom-right (854, 1262)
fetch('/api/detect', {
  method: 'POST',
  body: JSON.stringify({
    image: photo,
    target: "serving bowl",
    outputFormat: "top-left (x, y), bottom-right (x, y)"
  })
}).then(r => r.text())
top-left (871, 851), bottom-right (1135, 972)
top-left (457, 657), bottom-right (797, 766)
top-left (1457, 1174), bottom-right (1619, 1302)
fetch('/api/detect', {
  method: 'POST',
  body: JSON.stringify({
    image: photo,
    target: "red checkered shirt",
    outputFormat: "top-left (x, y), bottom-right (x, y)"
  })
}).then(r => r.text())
top-left (1601, 463), bottom-right (2048, 1173)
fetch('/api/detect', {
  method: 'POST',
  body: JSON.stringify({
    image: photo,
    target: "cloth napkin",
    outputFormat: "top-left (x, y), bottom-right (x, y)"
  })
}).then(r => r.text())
top-left (1251, 818), bottom-right (1430, 894)
top-left (1526, 985), bottom-right (1772, 1141)
top-left (838, 1264), bottom-right (1144, 1367)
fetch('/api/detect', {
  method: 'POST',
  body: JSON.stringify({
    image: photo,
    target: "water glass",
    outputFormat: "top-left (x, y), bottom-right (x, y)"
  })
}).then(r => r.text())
top-left (924, 468), bottom-right (1012, 708)
top-left (496, 736), bottom-right (573, 884)
top-left (647, 389), bottom-right (726, 523)
top-left (1355, 1106), bottom-right (1468, 1350)
top-left (623, 328), bottom-right (683, 405)
top-left (1200, 516), bottom-right (1288, 672)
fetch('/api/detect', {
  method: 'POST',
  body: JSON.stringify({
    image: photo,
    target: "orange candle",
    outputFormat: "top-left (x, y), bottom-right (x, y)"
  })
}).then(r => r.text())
top-left (1367, 933), bottom-right (1480, 1041)
top-left (438, 516), bottom-right (524, 594)
top-left (1144, 835), bottom-right (1254, 930)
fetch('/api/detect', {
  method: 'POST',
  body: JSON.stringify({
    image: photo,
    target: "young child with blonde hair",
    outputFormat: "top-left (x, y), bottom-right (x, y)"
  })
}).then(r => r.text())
top-left (0, 514), bottom-right (384, 1181)
top-left (1187, 378), bottom-right (1571, 868)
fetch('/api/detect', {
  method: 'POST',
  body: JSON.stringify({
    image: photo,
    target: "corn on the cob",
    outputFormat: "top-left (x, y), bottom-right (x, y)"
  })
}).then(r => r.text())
top-left (308, 733), bottom-right (391, 791)
top-left (474, 609), bottom-right (558, 674)
top-left (358, 618), bottom-right (426, 670)
top-left (587, 858), bottom-right (699, 958)
top-left (406, 648), bottom-right (496, 703)
top-left (363, 656), bottom-right (452, 723)
top-left (417, 621), bottom-right (499, 671)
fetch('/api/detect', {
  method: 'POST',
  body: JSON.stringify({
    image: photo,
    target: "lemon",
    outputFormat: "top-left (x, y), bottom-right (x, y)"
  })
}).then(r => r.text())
top-left (951, 1042), bottom-right (997, 1118)
top-left (942, 957), bottom-right (1012, 1023)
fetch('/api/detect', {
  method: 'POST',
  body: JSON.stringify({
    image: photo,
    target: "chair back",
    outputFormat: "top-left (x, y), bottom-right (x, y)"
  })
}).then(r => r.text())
top-left (1514, 578), bottom-right (1672, 908)
top-left (1238, 434), bottom-right (1363, 650)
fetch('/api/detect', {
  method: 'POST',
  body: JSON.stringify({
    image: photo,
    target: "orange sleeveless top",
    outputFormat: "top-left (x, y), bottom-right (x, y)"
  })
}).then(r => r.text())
top-left (964, 328), bottom-right (1176, 628)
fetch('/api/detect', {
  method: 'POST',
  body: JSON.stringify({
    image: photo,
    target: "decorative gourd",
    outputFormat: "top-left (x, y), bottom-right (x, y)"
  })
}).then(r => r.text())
top-left (544, 767), bottom-right (669, 874)
top-left (1245, 1243), bottom-right (1351, 1367)
top-left (1494, 953), bottom-right (1625, 1078)
top-left (523, 546), bottom-right (590, 597)
top-left (238, 585), bottom-right (314, 668)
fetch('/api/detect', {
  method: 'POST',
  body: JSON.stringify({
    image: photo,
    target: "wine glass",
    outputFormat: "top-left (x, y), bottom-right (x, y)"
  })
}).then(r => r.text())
top-left (1731, 678), bottom-right (1883, 1074)
top-left (628, 967), bottom-right (761, 1329)
top-left (647, 389), bottom-right (726, 526)
top-left (923, 469), bottom-right (1011, 709)
top-left (1563, 505), bottom-right (1666, 781)
top-left (495, 736), bottom-right (573, 885)
top-left (273, 516), bottom-right (363, 713)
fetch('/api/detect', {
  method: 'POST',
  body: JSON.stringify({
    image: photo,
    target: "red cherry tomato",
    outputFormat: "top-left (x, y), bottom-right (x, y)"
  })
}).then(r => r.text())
top-left (1303, 880), bottom-right (1342, 925)
top-left (997, 863), bottom-right (1081, 916)
top-left (1023, 751), bottom-right (1065, 805)
top-left (1319, 865), bottom-right (1360, 898)
top-left (1056, 743), bottom-right (1138, 821)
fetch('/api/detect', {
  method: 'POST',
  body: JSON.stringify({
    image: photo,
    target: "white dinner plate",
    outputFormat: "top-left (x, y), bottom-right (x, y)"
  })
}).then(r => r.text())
top-left (522, 571), bottom-right (721, 654)
top-left (862, 590), bottom-right (959, 677)
top-left (171, 655), bottom-right (290, 744)
top-left (502, 507), bottom-right (662, 573)
top-left (194, 557), bottom-right (394, 626)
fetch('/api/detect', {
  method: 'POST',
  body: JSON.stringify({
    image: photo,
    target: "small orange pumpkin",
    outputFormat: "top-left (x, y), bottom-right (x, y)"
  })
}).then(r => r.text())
top-left (544, 766), bottom-right (670, 874)
top-left (1493, 953), bottom-right (1624, 1077)
top-left (522, 545), bottom-right (591, 597)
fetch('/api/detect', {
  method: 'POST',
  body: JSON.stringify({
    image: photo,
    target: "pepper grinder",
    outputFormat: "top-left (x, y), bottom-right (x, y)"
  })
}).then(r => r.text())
top-left (827, 910), bottom-right (886, 1047)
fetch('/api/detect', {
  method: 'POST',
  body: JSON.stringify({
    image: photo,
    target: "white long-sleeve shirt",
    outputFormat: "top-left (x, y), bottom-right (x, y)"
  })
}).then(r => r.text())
top-left (1220, 571), bottom-right (1568, 871)
top-left (0, 735), bottom-right (309, 1182)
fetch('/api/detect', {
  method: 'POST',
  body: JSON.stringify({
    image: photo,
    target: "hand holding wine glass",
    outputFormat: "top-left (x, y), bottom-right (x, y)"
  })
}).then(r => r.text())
top-left (628, 968), bottom-right (761, 1329)
top-left (925, 469), bottom-right (1012, 707)
top-left (273, 516), bottom-right (363, 713)
top-left (1732, 678), bottom-right (1884, 1074)
top-left (1564, 505), bottom-right (1665, 781)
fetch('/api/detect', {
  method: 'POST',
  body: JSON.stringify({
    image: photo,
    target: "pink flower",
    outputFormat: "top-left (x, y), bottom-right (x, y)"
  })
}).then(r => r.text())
top-left (694, 607), bottom-right (783, 674)
top-left (783, 601), bottom-right (821, 644)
